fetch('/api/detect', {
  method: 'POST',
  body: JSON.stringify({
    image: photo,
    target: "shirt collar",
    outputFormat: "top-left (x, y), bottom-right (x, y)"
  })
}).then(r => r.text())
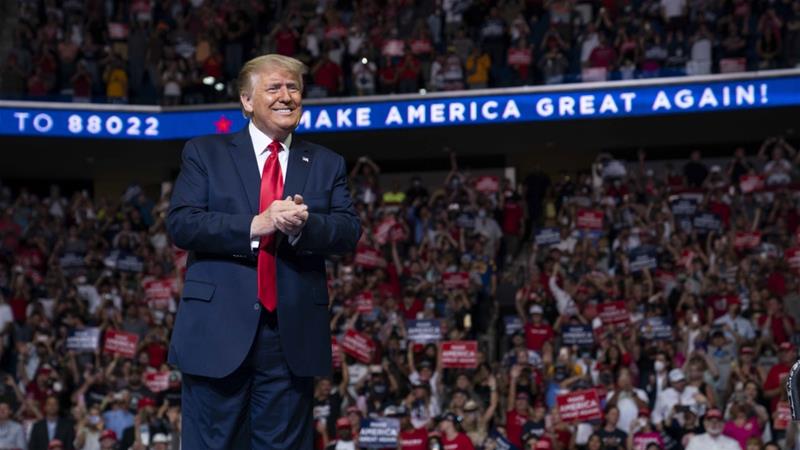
top-left (248, 121), bottom-right (292, 155)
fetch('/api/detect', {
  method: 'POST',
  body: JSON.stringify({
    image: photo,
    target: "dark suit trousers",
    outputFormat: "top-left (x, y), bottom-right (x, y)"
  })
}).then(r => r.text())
top-left (181, 309), bottom-right (314, 449)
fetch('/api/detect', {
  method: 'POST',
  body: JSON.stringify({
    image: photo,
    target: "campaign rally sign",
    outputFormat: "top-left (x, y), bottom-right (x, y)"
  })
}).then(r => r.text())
top-left (66, 328), bottom-right (100, 352)
top-left (474, 176), bottom-right (500, 193)
top-left (628, 246), bottom-right (657, 272)
top-left (374, 218), bottom-right (396, 245)
top-left (534, 228), bottom-right (561, 247)
top-left (103, 329), bottom-right (139, 358)
top-left (693, 213), bottom-right (722, 232)
top-left (355, 248), bottom-right (386, 269)
top-left (632, 432), bottom-right (663, 450)
top-left (441, 341), bottom-right (478, 368)
top-left (576, 209), bottom-right (604, 230)
top-left (640, 317), bottom-right (673, 341)
top-left (331, 336), bottom-right (342, 368)
top-left (598, 301), bottom-right (630, 326)
top-left (406, 320), bottom-right (441, 343)
top-left (562, 325), bottom-right (595, 347)
top-left (2, 76), bottom-right (797, 140)
top-left (556, 389), bottom-right (603, 423)
top-left (143, 277), bottom-right (175, 309)
top-left (774, 401), bottom-right (791, 430)
top-left (785, 247), bottom-right (800, 273)
top-left (359, 418), bottom-right (400, 448)
top-left (144, 372), bottom-right (170, 393)
top-left (504, 316), bottom-right (524, 335)
top-left (739, 174), bottom-right (765, 193)
top-left (489, 431), bottom-right (517, 450)
top-left (670, 198), bottom-right (697, 216)
top-left (734, 231), bottom-right (761, 250)
top-left (442, 272), bottom-right (470, 289)
top-left (389, 223), bottom-right (407, 243)
top-left (104, 251), bottom-right (144, 273)
top-left (341, 329), bottom-right (375, 364)
top-left (59, 253), bottom-right (86, 273)
top-left (355, 291), bottom-right (374, 314)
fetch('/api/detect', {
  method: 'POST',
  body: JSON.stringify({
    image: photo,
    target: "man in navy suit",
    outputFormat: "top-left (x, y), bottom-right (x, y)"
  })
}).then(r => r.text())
top-left (167, 54), bottom-right (360, 449)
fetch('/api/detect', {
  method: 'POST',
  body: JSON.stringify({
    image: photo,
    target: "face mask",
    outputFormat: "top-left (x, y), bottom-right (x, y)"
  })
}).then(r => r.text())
top-left (654, 361), bottom-right (666, 372)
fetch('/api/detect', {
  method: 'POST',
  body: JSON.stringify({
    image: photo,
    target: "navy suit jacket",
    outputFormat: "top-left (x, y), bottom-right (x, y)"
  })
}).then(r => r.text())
top-left (167, 126), bottom-right (360, 378)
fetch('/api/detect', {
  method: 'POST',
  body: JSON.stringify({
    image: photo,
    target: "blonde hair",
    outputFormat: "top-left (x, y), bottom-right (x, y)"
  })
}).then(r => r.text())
top-left (237, 54), bottom-right (308, 118)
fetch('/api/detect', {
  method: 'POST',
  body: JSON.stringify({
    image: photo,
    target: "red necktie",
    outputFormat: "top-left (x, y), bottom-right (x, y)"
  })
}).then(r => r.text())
top-left (257, 140), bottom-right (284, 311)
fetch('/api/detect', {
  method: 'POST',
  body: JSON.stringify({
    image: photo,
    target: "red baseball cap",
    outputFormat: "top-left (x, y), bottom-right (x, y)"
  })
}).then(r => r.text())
top-left (638, 408), bottom-right (651, 418)
top-left (137, 397), bottom-right (156, 410)
top-left (535, 438), bottom-right (553, 449)
top-left (706, 409), bottom-right (723, 420)
top-left (780, 342), bottom-right (795, 352)
top-left (741, 346), bottom-right (754, 355)
top-left (100, 429), bottom-right (118, 441)
top-left (336, 417), bottom-right (351, 429)
top-left (48, 440), bottom-right (64, 449)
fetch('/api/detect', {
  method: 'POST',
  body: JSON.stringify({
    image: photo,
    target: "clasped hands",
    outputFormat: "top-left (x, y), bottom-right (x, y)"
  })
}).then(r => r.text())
top-left (251, 195), bottom-right (308, 238)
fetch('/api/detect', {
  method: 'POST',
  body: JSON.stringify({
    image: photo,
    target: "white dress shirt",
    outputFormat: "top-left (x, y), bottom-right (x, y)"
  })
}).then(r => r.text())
top-left (250, 120), bottom-right (291, 181)
top-left (248, 121), bottom-right (298, 251)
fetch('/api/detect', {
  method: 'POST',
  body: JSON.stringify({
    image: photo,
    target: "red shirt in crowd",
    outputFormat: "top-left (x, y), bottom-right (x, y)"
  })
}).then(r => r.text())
top-left (399, 297), bottom-right (424, 320)
top-left (506, 410), bottom-right (528, 448)
top-left (507, 47), bottom-right (532, 80)
top-left (26, 380), bottom-right (54, 412)
top-left (708, 201), bottom-right (731, 227)
top-left (706, 294), bottom-right (738, 319)
top-left (397, 57), bottom-right (420, 82)
top-left (274, 29), bottom-right (297, 56)
top-left (399, 427), bottom-right (428, 450)
top-left (442, 432), bottom-right (475, 450)
top-left (589, 45), bottom-right (617, 69)
top-left (764, 362), bottom-right (791, 409)
top-left (757, 314), bottom-right (795, 344)
top-left (524, 322), bottom-right (554, 352)
top-left (314, 61), bottom-right (343, 95)
top-left (73, 73), bottom-right (92, 98)
top-left (203, 54), bottom-right (223, 79)
top-left (502, 200), bottom-right (524, 236)
top-left (145, 342), bottom-right (168, 368)
top-left (766, 271), bottom-right (787, 297)
top-left (9, 296), bottom-right (27, 322)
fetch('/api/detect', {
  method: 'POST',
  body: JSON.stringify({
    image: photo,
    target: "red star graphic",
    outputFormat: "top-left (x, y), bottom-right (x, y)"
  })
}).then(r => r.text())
top-left (214, 115), bottom-right (232, 134)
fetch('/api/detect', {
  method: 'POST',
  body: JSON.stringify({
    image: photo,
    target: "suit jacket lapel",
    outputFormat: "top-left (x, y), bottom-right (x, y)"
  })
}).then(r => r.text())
top-left (228, 126), bottom-right (260, 215)
top-left (275, 138), bottom-right (312, 250)
top-left (283, 138), bottom-right (312, 198)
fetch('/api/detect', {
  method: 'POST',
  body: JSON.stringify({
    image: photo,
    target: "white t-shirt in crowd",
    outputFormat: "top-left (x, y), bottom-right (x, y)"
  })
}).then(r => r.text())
top-left (651, 385), bottom-right (699, 425)
top-left (685, 433), bottom-right (740, 450)
top-left (606, 388), bottom-right (649, 434)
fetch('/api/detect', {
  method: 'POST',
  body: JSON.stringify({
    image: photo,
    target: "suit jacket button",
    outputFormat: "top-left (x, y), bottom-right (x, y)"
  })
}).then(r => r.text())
top-left (254, 303), bottom-right (260, 311)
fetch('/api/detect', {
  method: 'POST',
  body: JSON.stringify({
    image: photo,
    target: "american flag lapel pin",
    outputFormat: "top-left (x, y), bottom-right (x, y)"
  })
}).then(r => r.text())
top-left (302, 156), bottom-right (309, 163)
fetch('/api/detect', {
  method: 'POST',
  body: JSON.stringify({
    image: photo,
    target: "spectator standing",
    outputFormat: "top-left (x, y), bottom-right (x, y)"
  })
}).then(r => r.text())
top-left (28, 396), bottom-right (76, 450)
top-left (465, 47), bottom-right (491, 89)
top-left (0, 401), bottom-right (26, 449)
top-left (685, 409), bottom-right (740, 450)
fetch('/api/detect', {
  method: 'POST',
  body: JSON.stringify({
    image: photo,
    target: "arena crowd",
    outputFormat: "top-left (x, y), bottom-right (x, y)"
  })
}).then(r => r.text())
top-left (1, 0), bottom-right (799, 104)
top-left (1, 136), bottom-right (800, 449)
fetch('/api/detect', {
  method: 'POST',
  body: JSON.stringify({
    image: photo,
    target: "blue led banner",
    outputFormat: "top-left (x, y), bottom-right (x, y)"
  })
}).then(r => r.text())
top-left (0, 72), bottom-right (798, 140)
